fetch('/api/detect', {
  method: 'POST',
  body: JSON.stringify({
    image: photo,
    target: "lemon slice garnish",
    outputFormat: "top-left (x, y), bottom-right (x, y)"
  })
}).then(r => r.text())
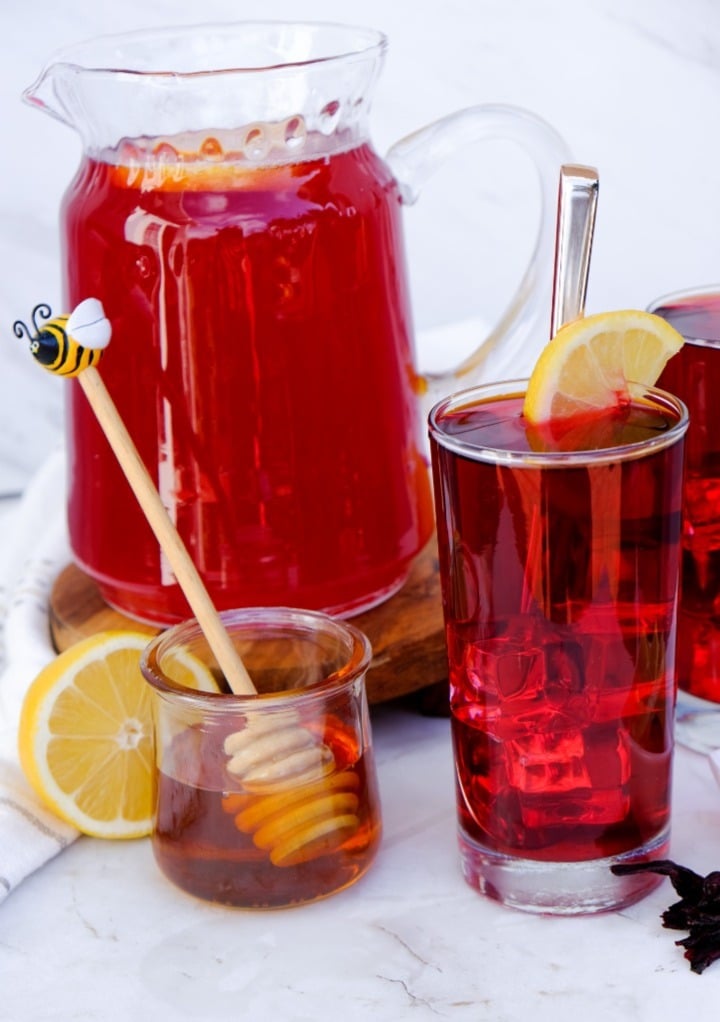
top-left (523, 310), bottom-right (685, 423)
top-left (18, 630), bottom-right (219, 839)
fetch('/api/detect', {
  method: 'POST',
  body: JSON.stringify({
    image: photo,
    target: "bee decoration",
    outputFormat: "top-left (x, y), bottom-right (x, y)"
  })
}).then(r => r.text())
top-left (13, 298), bottom-right (111, 377)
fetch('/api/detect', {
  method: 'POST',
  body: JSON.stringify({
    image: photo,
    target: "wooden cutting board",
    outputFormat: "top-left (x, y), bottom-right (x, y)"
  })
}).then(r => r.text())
top-left (48, 540), bottom-right (449, 710)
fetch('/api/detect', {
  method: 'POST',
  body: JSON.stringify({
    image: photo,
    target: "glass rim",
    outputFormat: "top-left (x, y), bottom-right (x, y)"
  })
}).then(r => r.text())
top-left (647, 283), bottom-right (720, 348)
top-left (140, 605), bottom-right (372, 709)
top-left (428, 377), bottom-right (689, 468)
top-left (40, 21), bottom-right (387, 78)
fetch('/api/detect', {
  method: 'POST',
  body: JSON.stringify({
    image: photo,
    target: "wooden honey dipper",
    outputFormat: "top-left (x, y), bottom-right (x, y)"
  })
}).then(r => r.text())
top-left (16, 298), bottom-right (361, 864)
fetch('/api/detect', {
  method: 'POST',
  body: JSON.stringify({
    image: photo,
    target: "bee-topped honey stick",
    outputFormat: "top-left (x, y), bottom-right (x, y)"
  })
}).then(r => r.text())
top-left (14, 298), bottom-right (256, 698)
top-left (13, 299), bottom-right (346, 799)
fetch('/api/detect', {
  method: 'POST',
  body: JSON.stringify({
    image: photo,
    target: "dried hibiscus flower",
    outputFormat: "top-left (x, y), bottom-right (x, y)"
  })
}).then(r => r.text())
top-left (611, 859), bottom-right (720, 974)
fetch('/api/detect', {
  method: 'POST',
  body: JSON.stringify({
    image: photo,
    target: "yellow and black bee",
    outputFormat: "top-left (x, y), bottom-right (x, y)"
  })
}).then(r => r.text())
top-left (13, 298), bottom-right (111, 377)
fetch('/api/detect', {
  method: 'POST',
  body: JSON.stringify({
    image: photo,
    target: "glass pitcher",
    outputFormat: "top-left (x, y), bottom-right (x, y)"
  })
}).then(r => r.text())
top-left (25, 22), bottom-right (570, 625)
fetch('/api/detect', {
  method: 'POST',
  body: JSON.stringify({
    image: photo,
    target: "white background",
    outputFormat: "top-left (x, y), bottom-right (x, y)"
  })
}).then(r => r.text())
top-left (2, 0), bottom-right (720, 492)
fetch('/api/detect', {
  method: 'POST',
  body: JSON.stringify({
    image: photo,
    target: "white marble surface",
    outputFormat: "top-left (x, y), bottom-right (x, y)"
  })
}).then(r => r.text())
top-left (1, 709), bottom-right (719, 1021)
top-left (2, 0), bottom-right (720, 1018)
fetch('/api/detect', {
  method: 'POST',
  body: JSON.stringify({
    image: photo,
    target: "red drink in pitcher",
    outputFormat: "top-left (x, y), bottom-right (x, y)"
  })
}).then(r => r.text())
top-left (62, 143), bottom-right (433, 623)
top-left (30, 22), bottom-right (570, 626)
top-left (429, 383), bottom-right (686, 906)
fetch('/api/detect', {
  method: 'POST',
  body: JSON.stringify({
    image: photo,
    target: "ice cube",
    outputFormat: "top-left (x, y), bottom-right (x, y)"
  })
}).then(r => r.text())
top-left (508, 721), bottom-right (631, 829)
top-left (505, 726), bottom-right (591, 795)
top-left (460, 624), bottom-right (545, 702)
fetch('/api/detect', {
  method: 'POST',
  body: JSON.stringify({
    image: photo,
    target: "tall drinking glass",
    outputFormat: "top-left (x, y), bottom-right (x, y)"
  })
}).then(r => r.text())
top-left (429, 379), bottom-right (687, 914)
top-left (653, 287), bottom-right (720, 752)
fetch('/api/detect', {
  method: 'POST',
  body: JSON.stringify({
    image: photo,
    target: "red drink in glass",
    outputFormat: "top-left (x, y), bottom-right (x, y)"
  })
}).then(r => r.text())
top-left (62, 144), bottom-right (433, 623)
top-left (429, 381), bottom-right (687, 913)
top-left (653, 290), bottom-right (720, 749)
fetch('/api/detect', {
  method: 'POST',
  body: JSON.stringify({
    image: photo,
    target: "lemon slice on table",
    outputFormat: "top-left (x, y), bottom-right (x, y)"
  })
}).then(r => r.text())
top-left (18, 630), bottom-right (219, 839)
top-left (523, 310), bottom-right (685, 423)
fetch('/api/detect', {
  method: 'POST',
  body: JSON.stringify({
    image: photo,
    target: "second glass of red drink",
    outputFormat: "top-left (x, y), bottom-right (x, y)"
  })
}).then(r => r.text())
top-left (653, 287), bottom-right (720, 752)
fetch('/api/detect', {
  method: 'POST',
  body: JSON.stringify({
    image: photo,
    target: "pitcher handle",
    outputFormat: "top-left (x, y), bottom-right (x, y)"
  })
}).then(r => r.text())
top-left (386, 104), bottom-right (571, 405)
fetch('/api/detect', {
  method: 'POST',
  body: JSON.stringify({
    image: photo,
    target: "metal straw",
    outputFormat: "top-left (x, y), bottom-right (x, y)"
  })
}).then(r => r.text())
top-left (550, 164), bottom-right (599, 336)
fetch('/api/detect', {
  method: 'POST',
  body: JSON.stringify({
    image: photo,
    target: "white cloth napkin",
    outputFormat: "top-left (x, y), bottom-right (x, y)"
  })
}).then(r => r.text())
top-left (0, 449), bottom-right (78, 904)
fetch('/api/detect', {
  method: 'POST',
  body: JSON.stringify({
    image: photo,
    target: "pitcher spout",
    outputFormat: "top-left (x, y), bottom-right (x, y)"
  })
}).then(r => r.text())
top-left (23, 63), bottom-right (78, 131)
